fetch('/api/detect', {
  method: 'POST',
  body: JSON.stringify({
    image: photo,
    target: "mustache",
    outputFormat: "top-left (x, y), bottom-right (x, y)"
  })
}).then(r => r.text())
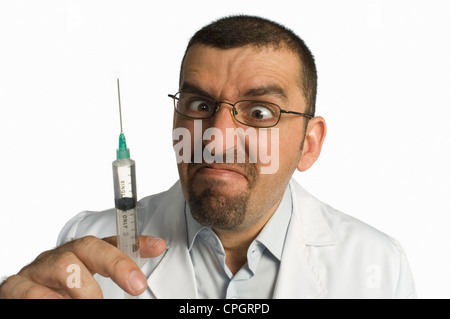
top-left (187, 147), bottom-right (259, 187)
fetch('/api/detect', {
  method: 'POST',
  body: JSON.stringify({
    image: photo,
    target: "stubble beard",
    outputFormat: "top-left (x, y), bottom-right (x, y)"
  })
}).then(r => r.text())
top-left (186, 163), bottom-right (258, 231)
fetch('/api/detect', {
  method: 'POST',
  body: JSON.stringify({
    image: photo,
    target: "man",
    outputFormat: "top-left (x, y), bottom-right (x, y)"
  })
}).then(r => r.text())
top-left (0, 15), bottom-right (416, 299)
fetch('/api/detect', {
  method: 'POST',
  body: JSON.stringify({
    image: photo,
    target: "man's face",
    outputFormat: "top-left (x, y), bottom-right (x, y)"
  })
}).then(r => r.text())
top-left (174, 44), bottom-right (309, 231)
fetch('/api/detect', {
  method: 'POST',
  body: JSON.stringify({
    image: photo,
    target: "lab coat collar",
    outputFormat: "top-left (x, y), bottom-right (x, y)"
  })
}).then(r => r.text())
top-left (288, 179), bottom-right (337, 246)
top-left (141, 182), bottom-right (198, 298)
top-left (142, 179), bottom-right (337, 299)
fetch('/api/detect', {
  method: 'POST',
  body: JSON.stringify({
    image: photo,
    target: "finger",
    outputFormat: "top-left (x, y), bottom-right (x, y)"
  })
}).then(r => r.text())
top-left (19, 250), bottom-right (103, 299)
top-left (0, 274), bottom-right (64, 299)
top-left (103, 235), bottom-right (166, 259)
top-left (68, 236), bottom-right (147, 295)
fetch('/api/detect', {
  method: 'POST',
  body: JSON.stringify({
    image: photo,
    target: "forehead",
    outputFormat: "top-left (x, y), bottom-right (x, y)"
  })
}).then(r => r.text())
top-left (180, 44), bottom-right (303, 103)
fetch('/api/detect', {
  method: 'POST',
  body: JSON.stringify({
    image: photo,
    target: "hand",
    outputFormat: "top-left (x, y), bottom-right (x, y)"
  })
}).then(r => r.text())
top-left (0, 235), bottom-right (166, 299)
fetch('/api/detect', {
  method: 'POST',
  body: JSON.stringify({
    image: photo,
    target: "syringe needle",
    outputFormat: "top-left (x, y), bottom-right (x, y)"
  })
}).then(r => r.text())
top-left (117, 78), bottom-right (123, 134)
top-left (116, 78), bottom-right (130, 160)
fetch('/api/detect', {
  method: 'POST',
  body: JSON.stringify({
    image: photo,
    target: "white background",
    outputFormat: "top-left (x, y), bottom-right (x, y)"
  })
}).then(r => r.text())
top-left (1, 0), bottom-right (449, 298)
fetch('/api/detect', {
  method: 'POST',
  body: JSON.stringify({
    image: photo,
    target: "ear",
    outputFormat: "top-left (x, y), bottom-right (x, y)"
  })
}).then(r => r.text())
top-left (297, 116), bottom-right (327, 172)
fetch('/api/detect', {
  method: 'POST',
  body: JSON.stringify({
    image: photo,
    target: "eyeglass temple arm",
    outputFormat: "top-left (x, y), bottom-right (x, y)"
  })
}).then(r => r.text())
top-left (280, 109), bottom-right (314, 119)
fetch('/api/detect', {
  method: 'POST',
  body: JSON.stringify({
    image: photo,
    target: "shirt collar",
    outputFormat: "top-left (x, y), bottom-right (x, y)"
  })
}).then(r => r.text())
top-left (254, 184), bottom-right (292, 260)
top-left (185, 184), bottom-right (292, 261)
top-left (185, 203), bottom-right (206, 251)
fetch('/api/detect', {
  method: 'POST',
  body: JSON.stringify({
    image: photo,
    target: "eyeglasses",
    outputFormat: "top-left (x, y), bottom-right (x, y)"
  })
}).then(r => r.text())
top-left (168, 92), bottom-right (313, 128)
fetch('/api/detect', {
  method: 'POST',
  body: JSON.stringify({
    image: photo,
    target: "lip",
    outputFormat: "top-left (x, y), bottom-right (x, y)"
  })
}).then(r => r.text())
top-left (193, 164), bottom-right (248, 180)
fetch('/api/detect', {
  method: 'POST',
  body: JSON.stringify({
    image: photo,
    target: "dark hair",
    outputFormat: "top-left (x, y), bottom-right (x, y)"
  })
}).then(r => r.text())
top-left (180, 15), bottom-right (318, 115)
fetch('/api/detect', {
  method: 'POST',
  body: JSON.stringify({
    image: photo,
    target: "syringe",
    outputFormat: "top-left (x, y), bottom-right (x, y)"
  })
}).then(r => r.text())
top-left (112, 79), bottom-right (140, 298)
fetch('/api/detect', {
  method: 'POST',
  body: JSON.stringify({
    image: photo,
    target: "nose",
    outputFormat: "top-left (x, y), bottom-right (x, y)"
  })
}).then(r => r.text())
top-left (205, 102), bottom-right (238, 131)
top-left (201, 102), bottom-right (239, 158)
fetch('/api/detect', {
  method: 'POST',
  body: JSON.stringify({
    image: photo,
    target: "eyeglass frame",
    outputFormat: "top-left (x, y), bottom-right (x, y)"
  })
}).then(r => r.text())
top-left (168, 92), bottom-right (314, 128)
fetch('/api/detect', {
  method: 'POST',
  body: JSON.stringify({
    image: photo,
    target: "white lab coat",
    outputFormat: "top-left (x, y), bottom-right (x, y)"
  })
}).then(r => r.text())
top-left (57, 179), bottom-right (416, 299)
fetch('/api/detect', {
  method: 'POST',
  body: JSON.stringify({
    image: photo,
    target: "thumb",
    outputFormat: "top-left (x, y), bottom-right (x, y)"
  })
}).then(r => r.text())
top-left (103, 235), bottom-right (166, 259)
top-left (139, 236), bottom-right (166, 258)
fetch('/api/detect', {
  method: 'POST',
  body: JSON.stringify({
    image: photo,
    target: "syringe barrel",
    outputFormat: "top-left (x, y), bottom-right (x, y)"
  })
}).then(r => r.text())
top-left (112, 158), bottom-right (137, 207)
top-left (112, 158), bottom-right (140, 264)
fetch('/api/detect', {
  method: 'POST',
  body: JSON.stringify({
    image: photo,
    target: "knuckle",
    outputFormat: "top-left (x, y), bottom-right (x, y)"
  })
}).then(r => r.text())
top-left (0, 275), bottom-right (48, 299)
top-left (0, 275), bottom-right (17, 297)
top-left (54, 251), bottom-right (78, 270)
top-left (73, 235), bottom-right (100, 252)
top-left (102, 235), bottom-right (117, 247)
top-left (20, 283), bottom-right (47, 299)
top-left (110, 254), bottom-right (130, 272)
top-left (75, 235), bottom-right (98, 246)
top-left (34, 248), bottom-right (54, 262)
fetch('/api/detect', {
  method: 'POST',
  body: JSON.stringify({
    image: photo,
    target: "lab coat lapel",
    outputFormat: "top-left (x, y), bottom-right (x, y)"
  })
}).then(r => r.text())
top-left (273, 215), bottom-right (325, 298)
top-left (273, 180), bottom-right (337, 298)
top-left (141, 181), bottom-right (198, 299)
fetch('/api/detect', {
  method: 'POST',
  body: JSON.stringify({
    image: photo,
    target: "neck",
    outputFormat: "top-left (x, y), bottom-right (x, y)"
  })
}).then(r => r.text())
top-left (213, 227), bottom-right (260, 274)
top-left (213, 197), bottom-right (282, 275)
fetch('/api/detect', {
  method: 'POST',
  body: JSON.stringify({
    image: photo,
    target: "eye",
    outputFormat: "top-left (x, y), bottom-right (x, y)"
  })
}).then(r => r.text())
top-left (188, 100), bottom-right (213, 113)
top-left (247, 105), bottom-right (275, 120)
top-left (235, 101), bottom-right (280, 126)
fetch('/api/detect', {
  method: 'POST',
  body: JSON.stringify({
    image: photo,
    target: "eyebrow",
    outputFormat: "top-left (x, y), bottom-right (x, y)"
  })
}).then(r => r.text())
top-left (180, 82), bottom-right (214, 99)
top-left (242, 85), bottom-right (288, 102)
top-left (179, 82), bottom-right (288, 102)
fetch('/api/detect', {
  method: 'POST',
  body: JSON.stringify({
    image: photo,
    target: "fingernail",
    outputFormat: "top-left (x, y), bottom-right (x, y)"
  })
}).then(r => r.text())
top-left (128, 270), bottom-right (147, 293)
top-left (146, 237), bottom-right (161, 248)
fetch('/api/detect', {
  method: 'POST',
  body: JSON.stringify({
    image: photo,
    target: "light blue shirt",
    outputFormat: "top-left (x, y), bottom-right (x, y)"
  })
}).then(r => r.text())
top-left (185, 185), bottom-right (292, 299)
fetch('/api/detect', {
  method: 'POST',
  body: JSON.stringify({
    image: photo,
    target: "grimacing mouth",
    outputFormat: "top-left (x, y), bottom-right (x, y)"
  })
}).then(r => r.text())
top-left (186, 161), bottom-right (259, 187)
